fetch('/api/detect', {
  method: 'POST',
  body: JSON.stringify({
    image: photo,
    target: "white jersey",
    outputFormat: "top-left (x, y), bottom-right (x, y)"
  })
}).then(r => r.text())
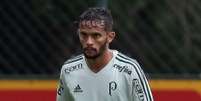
top-left (57, 50), bottom-right (153, 101)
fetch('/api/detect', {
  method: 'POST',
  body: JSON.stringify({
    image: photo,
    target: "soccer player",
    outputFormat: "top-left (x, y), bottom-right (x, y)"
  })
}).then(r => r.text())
top-left (57, 7), bottom-right (154, 101)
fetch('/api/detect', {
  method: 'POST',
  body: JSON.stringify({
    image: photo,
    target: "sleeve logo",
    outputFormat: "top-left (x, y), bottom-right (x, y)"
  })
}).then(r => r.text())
top-left (132, 79), bottom-right (144, 101)
top-left (57, 79), bottom-right (64, 95)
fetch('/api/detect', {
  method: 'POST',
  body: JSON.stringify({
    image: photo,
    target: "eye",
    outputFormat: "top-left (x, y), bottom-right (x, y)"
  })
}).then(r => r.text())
top-left (92, 33), bottom-right (101, 38)
top-left (80, 32), bottom-right (87, 36)
top-left (79, 32), bottom-right (88, 38)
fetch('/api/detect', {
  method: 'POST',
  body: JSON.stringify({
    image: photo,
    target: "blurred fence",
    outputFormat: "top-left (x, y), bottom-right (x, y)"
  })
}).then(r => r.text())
top-left (0, 0), bottom-right (201, 78)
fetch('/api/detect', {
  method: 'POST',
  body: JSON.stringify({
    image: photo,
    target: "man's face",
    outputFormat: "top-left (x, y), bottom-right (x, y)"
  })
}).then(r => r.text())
top-left (78, 20), bottom-right (115, 59)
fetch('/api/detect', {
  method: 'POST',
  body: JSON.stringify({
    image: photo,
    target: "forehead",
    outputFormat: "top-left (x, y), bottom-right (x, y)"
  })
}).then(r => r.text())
top-left (79, 20), bottom-right (106, 33)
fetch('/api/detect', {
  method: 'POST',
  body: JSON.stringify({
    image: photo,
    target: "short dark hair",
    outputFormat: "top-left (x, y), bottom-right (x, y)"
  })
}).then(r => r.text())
top-left (78, 7), bottom-right (113, 31)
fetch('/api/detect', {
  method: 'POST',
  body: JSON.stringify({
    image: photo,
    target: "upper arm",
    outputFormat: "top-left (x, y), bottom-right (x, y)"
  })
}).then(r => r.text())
top-left (56, 67), bottom-right (75, 101)
top-left (56, 68), bottom-right (66, 101)
top-left (131, 61), bottom-right (154, 101)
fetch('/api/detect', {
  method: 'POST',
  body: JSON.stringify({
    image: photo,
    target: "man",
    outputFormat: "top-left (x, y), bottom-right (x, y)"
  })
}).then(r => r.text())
top-left (57, 7), bottom-right (154, 101)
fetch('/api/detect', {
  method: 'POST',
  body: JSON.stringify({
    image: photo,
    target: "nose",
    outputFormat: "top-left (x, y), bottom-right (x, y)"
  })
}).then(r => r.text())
top-left (86, 36), bottom-right (94, 46)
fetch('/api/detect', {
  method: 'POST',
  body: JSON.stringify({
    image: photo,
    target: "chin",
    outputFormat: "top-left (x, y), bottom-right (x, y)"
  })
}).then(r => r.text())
top-left (84, 54), bottom-right (100, 59)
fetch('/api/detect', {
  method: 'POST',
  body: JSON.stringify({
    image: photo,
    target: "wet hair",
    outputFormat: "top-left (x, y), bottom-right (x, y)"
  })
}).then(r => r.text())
top-left (78, 7), bottom-right (113, 31)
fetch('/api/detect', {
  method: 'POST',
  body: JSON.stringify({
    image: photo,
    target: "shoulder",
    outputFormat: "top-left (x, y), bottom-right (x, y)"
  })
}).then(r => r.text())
top-left (115, 52), bottom-right (140, 67)
top-left (115, 52), bottom-right (142, 73)
top-left (115, 52), bottom-right (148, 79)
top-left (63, 54), bottom-right (84, 65)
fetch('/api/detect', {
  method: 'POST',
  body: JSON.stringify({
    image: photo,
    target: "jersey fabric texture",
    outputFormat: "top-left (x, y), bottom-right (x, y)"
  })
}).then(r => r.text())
top-left (57, 50), bottom-right (153, 101)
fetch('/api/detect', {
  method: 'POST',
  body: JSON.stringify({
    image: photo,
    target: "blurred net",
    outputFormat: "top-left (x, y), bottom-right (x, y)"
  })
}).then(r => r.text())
top-left (0, 0), bottom-right (201, 78)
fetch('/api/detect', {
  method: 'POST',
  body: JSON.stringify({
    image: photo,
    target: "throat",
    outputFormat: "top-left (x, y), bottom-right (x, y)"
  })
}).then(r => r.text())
top-left (90, 63), bottom-right (105, 73)
top-left (86, 50), bottom-right (113, 73)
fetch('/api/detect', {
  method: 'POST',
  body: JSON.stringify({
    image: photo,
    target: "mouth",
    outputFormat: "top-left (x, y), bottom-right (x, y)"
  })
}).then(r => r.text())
top-left (83, 47), bottom-right (97, 57)
top-left (84, 47), bottom-right (96, 53)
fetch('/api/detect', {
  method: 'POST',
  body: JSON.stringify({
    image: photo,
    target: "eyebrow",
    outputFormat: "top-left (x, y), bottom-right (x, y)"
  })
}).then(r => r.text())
top-left (79, 31), bottom-right (102, 35)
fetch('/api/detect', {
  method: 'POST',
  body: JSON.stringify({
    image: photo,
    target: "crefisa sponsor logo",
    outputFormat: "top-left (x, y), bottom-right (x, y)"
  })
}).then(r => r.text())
top-left (113, 64), bottom-right (132, 75)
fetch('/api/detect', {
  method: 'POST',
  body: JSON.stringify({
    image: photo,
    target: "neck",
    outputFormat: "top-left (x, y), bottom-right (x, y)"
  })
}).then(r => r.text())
top-left (86, 49), bottom-right (113, 73)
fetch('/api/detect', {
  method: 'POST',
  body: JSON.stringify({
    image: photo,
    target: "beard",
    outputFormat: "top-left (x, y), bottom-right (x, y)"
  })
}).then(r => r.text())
top-left (83, 41), bottom-right (107, 59)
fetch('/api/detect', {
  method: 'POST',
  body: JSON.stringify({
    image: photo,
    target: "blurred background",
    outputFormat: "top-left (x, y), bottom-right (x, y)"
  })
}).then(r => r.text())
top-left (0, 0), bottom-right (201, 101)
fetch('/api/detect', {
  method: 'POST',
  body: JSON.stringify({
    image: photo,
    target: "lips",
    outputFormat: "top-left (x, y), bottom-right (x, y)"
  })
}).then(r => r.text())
top-left (84, 47), bottom-right (97, 55)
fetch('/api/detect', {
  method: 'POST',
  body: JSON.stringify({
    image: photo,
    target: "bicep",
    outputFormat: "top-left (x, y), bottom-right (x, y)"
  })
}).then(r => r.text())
top-left (131, 63), bottom-right (153, 101)
top-left (56, 70), bottom-right (66, 101)
top-left (56, 69), bottom-right (75, 101)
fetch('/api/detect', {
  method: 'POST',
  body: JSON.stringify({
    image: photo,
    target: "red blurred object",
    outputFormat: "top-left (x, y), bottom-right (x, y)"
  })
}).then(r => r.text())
top-left (0, 90), bottom-right (201, 101)
top-left (0, 90), bottom-right (56, 101)
top-left (153, 90), bottom-right (201, 101)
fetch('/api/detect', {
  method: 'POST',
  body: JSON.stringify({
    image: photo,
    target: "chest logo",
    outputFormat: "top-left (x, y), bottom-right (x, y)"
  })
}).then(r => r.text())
top-left (109, 81), bottom-right (117, 96)
top-left (74, 84), bottom-right (83, 93)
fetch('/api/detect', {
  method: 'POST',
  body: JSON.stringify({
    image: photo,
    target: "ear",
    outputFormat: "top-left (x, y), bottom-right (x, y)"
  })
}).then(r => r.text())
top-left (107, 32), bottom-right (116, 43)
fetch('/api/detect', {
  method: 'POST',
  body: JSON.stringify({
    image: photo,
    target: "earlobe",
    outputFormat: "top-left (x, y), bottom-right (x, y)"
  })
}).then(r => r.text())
top-left (108, 32), bottom-right (116, 43)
